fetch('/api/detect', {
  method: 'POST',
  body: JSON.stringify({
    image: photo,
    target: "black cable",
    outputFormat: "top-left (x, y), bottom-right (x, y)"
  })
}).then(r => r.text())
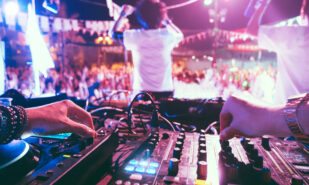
top-left (126, 92), bottom-right (157, 133)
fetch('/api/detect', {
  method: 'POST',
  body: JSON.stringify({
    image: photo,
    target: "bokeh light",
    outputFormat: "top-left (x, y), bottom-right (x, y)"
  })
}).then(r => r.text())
top-left (204, 0), bottom-right (213, 6)
top-left (4, 1), bottom-right (19, 16)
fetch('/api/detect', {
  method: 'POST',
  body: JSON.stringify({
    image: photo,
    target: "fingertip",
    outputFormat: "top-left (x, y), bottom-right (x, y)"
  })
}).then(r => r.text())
top-left (84, 128), bottom-right (96, 138)
top-left (220, 129), bottom-right (229, 140)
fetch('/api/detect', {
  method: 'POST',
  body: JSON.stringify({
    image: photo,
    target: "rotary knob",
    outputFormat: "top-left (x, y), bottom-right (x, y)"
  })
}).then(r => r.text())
top-left (177, 136), bottom-right (184, 142)
top-left (197, 161), bottom-right (207, 180)
top-left (175, 141), bottom-right (183, 149)
top-left (168, 158), bottom-right (180, 176)
top-left (222, 146), bottom-right (232, 153)
top-left (173, 147), bottom-right (182, 159)
top-left (199, 137), bottom-right (206, 144)
top-left (291, 175), bottom-right (304, 185)
top-left (198, 150), bottom-right (207, 161)
top-left (179, 132), bottom-right (185, 140)
top-left (245, 142), bottom-right (254, 153)
top-left (240, 137), bottom-right (249, 146)
top-left (199, 143), bottom-right (206, 151)
top-left (220, 140), bottom-right (230, 148)
top-left (253, 156), bottom-right (263, 169)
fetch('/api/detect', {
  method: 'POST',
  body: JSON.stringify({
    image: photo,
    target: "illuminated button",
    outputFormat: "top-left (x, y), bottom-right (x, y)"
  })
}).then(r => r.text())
top-left (149, 162), bottom-right (159, 168)
top-left (115, 180), bottom-right (123, 185)
top-left (129, 160), bottom-right (138, 165)
top-left (124, 181), bottom-right (131, 185)
top-left (135, 167), bottom-right (145, 173)
top-left (129, 173), bottom-right (143, 181)
top-left (146, 168), bottom-right (156, 175)
top-left (62, 154), bottom-right (71, 158)
top-left (72, 153), bottom-right (83, 158)
top-left (125, 165), bottom-right (135, 172)
top-left (139, 161), bottom-right (148, 166)
top-left (133, 183), bottom-right (140, 185)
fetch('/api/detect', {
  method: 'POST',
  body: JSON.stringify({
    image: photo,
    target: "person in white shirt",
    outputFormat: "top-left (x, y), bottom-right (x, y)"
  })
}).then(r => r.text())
top-left (109, 0), bottom-right (183, 100)
top-left (246, 0), bottom-right (309, 104)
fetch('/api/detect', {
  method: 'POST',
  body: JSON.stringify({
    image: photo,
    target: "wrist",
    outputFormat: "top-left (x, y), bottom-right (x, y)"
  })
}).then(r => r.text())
top-left (120, 11), bottom-right (127, 17)
top-left (23, 108), bottom-right (34, 136)
top-left (263, 106), bottom-right (291, 137)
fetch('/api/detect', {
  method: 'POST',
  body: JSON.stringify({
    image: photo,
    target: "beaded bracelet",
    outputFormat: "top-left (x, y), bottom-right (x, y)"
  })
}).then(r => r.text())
top-left (0, 106), bottom-right (15, 144)
top-left (10, 106), bottom-right (27, 139)
top-left (0, 105), bottom-right (28, 144)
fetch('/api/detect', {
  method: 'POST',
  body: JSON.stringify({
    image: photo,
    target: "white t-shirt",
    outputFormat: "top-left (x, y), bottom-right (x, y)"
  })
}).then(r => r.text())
top-left (258, 25), bottom-right (309, 104)
top-left (123, 26), bottom-right (183, 92)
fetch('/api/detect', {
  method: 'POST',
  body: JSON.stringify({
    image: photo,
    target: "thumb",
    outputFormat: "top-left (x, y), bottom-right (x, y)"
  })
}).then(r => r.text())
top-left (220, 125), bottom-right (241, 140)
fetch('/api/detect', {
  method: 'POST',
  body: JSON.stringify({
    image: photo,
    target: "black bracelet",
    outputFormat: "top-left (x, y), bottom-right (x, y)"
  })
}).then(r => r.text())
top-left (0, 105), bottom-right (28, 144)
top-left (10, 106), bottom-right (27, 139)
top-left (0, 106), bottom-right (15, 144)
top-left (16, 106), bottom-right (27, 138)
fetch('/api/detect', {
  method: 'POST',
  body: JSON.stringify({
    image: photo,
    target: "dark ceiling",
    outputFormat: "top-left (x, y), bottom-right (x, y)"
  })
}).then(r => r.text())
top-left (10, 0), bottom-right (302, 35)
top-left (62, 0), bottom-right (303, 34)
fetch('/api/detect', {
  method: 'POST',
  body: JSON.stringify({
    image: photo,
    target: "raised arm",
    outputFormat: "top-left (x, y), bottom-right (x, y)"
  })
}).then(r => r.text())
top-left (108, 4), bottom-right (135, 40)
top-left (246, 0), bottom-right (271, 36)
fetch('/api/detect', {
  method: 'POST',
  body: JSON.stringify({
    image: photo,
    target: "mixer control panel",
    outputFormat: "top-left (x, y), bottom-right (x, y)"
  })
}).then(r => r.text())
top-left (108, 130), bottom-right (309, 185)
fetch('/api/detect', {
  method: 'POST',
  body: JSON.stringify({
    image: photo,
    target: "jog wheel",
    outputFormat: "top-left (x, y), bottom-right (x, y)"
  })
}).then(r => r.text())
top-left (0, 140), bottom-right (40, 184)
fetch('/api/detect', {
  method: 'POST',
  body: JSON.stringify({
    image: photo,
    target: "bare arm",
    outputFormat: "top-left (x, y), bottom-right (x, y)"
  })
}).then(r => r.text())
top-left (108, 5), bottom-right (135, 40)
top-left (165, 19), bottom-right (183, 35)
top-left (24, 100), bottom-right (96, 138)
top-left (246, 0), bottom-right (271, 36)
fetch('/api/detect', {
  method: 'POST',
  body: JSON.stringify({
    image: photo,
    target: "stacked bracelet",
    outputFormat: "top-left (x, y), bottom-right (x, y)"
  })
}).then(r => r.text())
top-left (284, 93), bottom-right (309, 144)
top-left (10, 106), bottom-right (27, 139)
top-left (0, 105), bottom-right (27, 144)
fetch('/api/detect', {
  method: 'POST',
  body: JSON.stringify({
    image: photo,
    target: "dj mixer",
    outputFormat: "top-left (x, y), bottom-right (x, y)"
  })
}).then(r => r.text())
top-left (107, 130), bottom-right (309, 185)
top-left (1, 101), bottom-right (309, 185)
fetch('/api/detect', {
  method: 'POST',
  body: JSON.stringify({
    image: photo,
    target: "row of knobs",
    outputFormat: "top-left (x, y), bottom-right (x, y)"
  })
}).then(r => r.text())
top-left (168, 130), bottom-right (208, 180)
top-left (241, 138), bottom-right (304, 185)
top-left (197, 130), bottom-right (207, 180)
top-left (240, 138), bottom-right (264, 169)
top-left (219, 139), bottom-right (271, 185)
top-left (168, 131), bottom-right (185, 176)
top-left (145, 132), bottom-right (160, 158)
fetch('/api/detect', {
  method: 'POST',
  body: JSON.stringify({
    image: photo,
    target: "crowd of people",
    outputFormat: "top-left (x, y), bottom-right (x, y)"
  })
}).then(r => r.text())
top-left (5, 61), bottom-right (277, 103)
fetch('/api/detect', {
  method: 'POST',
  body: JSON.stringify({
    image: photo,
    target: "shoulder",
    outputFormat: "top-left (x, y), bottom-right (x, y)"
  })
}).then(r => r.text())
top-left (124, 29), bottom-right (142, 37)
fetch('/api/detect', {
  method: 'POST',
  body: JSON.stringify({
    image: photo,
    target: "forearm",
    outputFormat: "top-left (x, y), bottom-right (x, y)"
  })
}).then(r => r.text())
top-left (109, 15), bottom-right (127, 38)
top-left (166, 19), bottom-right (183, 35)
top-left (109, 4), bottom-right (134, 39)
top-left (262, 106), bottom-right (292, 137)
top-left (246, 0), bottom-right (271, 36)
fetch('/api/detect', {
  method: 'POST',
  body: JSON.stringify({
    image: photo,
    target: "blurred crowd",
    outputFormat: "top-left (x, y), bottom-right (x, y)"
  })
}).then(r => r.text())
top-left (5, 61), bottom-right (277, 103)
top-left (172, 62), bottom-right (277, 103)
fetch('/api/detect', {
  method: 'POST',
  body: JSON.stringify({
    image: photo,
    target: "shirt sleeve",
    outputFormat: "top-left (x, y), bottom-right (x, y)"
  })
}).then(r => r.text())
top-left (123, 30), bottom-right (136, 50)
